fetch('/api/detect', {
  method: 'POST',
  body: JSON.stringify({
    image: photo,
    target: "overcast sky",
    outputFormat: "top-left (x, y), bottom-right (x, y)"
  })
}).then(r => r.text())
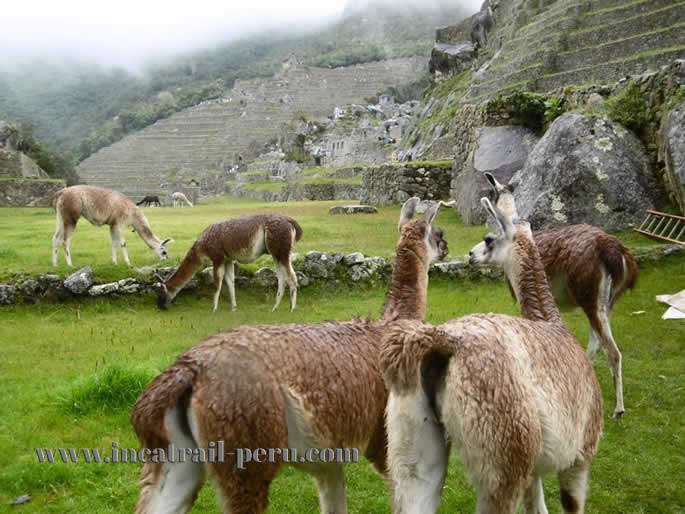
top-left (1, 0), bottom-right (482, 71)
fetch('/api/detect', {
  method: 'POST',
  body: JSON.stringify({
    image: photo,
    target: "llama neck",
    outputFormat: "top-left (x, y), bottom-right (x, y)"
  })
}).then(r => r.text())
top-left (166, 244), bottom-right (202, 297)
top-left (131, 212), bottom-right (161, 249)
top-left (508, 236), bottom-right (562, 323)
top-left (382, 245), bottom-right (428, 322)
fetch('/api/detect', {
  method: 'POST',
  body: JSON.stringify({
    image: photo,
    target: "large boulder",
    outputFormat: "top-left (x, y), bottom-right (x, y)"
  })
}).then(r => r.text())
top-left (455, 125), bottom-right (538, 224)
top-left (513, 113), bottom-right (660, 231)
top-left (659, 100), bottom-right (685, 214)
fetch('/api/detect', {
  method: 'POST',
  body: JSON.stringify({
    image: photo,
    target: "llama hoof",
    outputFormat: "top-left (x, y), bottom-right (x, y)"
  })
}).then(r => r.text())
top-left (231, 306), bottom-right (237, 312)
top-left (612, 409), bottom-right (625, 419)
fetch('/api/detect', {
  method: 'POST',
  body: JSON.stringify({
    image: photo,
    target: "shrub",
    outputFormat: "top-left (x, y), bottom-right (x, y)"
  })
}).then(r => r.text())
top-left (606, 81), bottom-right (650, 133)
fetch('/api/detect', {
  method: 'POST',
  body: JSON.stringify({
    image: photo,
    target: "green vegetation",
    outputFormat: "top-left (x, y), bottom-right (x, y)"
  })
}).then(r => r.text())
top-left (606, 80), bottom-right (651, 134)
top-left (486, 91), bottom-right (565, 133)
top-left (0, 236), bottom-right (683, 511)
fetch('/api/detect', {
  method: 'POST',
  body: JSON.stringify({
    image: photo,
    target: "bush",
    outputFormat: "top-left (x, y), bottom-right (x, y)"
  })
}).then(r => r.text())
top-left (607, 81), bottom-right (651, 133)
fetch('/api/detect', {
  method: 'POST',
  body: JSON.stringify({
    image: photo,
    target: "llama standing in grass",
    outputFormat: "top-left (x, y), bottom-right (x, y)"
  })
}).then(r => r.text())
top-left (381, 197), bottom-right (602, 514)
top-left (157, 214), bottom-right (302, 313)
top-left (485, 172), bottom-right (636, 417)
top-left (136, 195), bottom-right (161, 207)
top-left (51, 185), bottom-right (173, 267)
top-left (171, 191), bottom-right (193, 208)
top-left (131, 199), bottom-right (451, 514)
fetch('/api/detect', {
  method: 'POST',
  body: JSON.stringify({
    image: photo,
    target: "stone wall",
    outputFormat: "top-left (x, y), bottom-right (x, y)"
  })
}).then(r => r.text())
top-left (360, 162), bottom-right (453, 205)
top-left (0, 179), bottom-right (65, 207)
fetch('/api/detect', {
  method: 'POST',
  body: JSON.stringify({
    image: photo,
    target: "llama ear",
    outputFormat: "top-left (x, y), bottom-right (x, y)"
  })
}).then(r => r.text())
top-left (398, 197), bottom-right (420, 231)
top-left (161, 238), bottom-right (174, 246)
top-left (480, 197), bottom-right (508, 234)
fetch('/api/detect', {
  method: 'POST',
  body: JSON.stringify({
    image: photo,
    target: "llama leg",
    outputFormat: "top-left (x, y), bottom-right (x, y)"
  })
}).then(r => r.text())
top-left (212, 264), bottom-right (225, 312)
top-left (223, 261), bottom-right (237, 312)
top-left (114, 225), bottom-right (131, 266)
top-left (586, 328), bottom-right (601, 361)
top-left (62, 224), bottom-right (75, 267)
top-left (386, 390), bottom-right (448, 514)
top-left (523, 476), bottom-right (549, 514)
top-left (558, 462), bottom-right (590, 514)
top-left (311, 464), bottom-right (347, 514)
top-left (52, 218), bottom-right (64, 266)
top-left (271, 261), bottom-right (286, 312)
top-left (286, 260), bottom-right (298, 312)
top-left (598, 273), bottom-right (624, 418)
top-left (109, 225), bottom-right (119, 265)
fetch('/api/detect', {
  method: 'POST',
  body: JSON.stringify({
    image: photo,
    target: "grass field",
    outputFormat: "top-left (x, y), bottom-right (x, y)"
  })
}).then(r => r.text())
top-left (0, 197), bottom-right (684, 513)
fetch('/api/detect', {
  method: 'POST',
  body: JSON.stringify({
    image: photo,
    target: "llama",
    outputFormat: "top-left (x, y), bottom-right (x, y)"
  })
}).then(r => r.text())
top-left (157, 214), bottom-right (302, 313)
top-left (51, 185), bottom-right (173, 267)
top-left (171, 191), bottom-right (193, 208)
top-left (137, 195), bottom-right (161, 207)
top-left (380, 197), bottom-right (603, 514)
top-left (485, 172), bottom-right (636, 417)
top-left (131, 198), bottom-right (451, 514)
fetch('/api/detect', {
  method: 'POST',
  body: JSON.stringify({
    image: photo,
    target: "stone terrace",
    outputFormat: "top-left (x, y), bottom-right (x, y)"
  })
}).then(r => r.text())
top-left (465, 0), bottom-right (685, 101)
top-left (77, 58), bottom-right (428, 201)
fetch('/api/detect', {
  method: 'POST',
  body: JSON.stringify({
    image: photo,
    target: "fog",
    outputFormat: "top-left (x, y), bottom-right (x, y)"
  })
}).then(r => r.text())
top-left (0, 0), bottom-right (482, 71)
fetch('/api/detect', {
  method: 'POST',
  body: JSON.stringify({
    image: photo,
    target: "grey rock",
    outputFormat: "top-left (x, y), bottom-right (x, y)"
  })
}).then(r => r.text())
top-left (255, 268), bottom-right (278, 287)
top-left (348, 265), bottom-right (372, 282)
top-left (0, 284), bottom-right (17, 305)
top-left (200, 267), bottom-right (215, 286)
top-left (182, 279), bottom-right (198, 291)
top-left (454, 125), bottom-right (539, 224)
top-left (430, 259), bottom-right (467, 278)
top-left (304, 251), bottom-right (337, 279)
top-left (37, 273), bottom-right (60, 286)
top-left (295, 271), bottom-right (310, 287)
top-left (19, 279), bottom-right (41, 297)
top-left (415, 200), bottom-right (436, 214)
top-left (363, 257), bottom-right (387, 273)
top-left (88, 282), bottom-right (120, 296)
top-left (659, 100), bottom-right (685, 213)
top-left (63, 266), bottom-right (93, 294)
top-left (429, 42), bottom-right (475, 77)
top-left (328, 205), bottom-right (378, 215)
top-left (515, 114), bottom-right (660, 231)
top-left (155, 267), bottom-right (177, 282)
top-left (118, 278), bottom-right (141, 294)
top-left (344, 252), bottom-right (365, 266)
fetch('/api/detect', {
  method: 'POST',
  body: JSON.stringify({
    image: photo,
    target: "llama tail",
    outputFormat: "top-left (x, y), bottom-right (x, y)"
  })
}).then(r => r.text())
top-left (380, 319), bottom-right (453, 393)
top-left (136, 199), bottom-right (145, 206)
top-left (50, 188), bottom-right (65, 209)
top-left (599, 236), bottom-right (638, 296)
top-left (285, 216), bottom-right (303, 242)
top-left (131, 359), bottom-right (198, 513)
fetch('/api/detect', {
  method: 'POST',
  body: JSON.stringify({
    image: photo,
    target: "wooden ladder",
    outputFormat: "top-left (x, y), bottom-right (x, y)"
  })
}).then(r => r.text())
top-left (635, 210), bottom-right (685, 245)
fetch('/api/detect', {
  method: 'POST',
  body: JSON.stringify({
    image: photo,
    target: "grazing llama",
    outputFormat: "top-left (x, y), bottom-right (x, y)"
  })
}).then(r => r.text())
top-left (381, 197), bottom-right (603, 514)
top-left (157, 214), bottom-right (302, 313)
top-left (131, 199), bottom-right (451, 514)
top-left (137, 195), bottom-right (161, 207)
top-left (51, 185), bottom-right (173, 267)
top-left (485, 172), bottom-right (636, 417)
top-left (171, 191), bottom-right (193, 208)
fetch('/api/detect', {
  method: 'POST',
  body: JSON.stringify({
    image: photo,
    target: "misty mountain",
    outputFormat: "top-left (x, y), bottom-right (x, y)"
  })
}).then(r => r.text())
top-left (0, 2), bottom-right (472, 166)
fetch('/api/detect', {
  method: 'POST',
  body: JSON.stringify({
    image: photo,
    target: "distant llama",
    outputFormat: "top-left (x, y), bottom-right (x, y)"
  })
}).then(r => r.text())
top-left (132, 199), bottom-right (452, 513)
top-left (485, 172), bottom-right (636, 417)
top-left (171, 191), bottom-right (193, 208)
top-left (137, 195), bottom-right (161, 207)
top-left (381, 197), bottom-right (602, 513)
top-left (157, 214), bottom-right (302, 312)
top-left (51, 185), bottom-right (173, 266)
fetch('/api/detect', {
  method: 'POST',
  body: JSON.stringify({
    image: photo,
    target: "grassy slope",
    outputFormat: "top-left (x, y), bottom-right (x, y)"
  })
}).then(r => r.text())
top-left (0, 197), bottom-right (683, 512)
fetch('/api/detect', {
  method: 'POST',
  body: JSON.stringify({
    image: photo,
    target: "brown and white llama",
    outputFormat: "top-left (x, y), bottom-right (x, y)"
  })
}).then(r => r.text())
top-left (157, 214), bottom-right (302, 313)
top-left (131, 198), bottom-right (451, 514)
top-left (50, 185), bottom-right (173, 267)
top-left (485, 172), bottom-right (636, 418)
top-left (171, 191), bottom-right (193, 208)
top-left (381, 197), bottom-right (603, 514)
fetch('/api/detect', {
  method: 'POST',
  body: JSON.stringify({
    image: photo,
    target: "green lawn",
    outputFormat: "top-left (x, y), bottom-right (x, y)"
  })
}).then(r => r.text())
top-left (0, 197), bottom-right (683, 513)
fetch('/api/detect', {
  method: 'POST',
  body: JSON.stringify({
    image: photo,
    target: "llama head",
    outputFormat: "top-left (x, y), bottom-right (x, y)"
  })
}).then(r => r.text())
top-left (469, 197), bottom-right (531, 268)
top-left (155, 271), bottom-right (171, 310)
top-left (484, 172), bottom-right (517, 219)
top-left (155, 238), bottom-right (174, 261)
top-left (398, 198), bottom-right (452, 264)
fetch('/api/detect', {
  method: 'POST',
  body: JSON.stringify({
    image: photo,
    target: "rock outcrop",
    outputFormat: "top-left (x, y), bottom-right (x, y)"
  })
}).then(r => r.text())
top-left (454, 125), bottom-right (538, 224)
top-left (659, 100), bottom-right (685, 213)
top-left (513, 113), bottom-right (660, 231)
